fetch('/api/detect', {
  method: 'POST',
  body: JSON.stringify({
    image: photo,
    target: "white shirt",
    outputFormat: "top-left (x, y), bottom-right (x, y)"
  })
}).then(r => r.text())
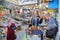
top-left (27, 35), bottom-right (41, 40)
top-left (32, 35), bottom-right (41, 40)
top-left (15, 31), bottom-right (22, 40)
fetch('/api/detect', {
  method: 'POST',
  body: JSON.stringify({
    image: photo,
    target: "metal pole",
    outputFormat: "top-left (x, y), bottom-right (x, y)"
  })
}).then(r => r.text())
top-left (55, 0), bottom-right (60, 40)
top-left (58, 0), bottom-right (60, 35)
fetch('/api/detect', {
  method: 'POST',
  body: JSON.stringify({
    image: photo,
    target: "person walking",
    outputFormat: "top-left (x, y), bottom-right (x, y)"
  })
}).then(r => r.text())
top-left (7, 18), bottom-right (16, 40)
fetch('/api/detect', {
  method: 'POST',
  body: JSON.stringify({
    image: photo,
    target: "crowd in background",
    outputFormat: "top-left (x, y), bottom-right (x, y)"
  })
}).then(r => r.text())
top-left (25, 11), bottom-right (58, 40)
top-left (1, 11), bottom-right (58, 40)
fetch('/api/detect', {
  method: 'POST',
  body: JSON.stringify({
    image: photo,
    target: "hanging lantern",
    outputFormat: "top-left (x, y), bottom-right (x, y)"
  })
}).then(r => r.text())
top-left (17, 9), bottom-right (20, 14)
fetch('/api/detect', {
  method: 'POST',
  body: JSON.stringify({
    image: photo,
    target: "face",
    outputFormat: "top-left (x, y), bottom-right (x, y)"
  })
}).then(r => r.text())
top-left (38, 27), bottom-right (41, 30)
top-left (44, 14), bottom-right (50, 20)
top-left (7, 18), bottom-right (11, 23)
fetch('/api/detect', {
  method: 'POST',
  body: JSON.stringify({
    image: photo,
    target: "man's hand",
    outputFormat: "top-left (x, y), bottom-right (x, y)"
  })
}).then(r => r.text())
top-left (45, 24), bottom-right (48, 27)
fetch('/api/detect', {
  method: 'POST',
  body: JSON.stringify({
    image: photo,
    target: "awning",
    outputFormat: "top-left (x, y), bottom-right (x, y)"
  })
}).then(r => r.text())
top-left (46, 9), bottom-right (55, 13)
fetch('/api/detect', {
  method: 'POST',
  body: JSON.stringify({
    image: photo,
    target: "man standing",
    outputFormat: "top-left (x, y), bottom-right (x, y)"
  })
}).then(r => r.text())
top-left (45, 14), bottom-right (58, 40)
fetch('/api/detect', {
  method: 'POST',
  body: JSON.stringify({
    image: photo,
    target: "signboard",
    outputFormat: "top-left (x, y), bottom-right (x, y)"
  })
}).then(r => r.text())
top-left (4, 1), bottom-right (12, 9)
top-left (46, 9), bottom-right (55, 13)
top-left (48, 0), bottom-right (59, 8)
top-left (18, 0), bottom-right (37, 5)
top-left (4, 1), bottom-right (15, 9)
top-left (5, 0), bottom-right (17, 4)
top-left (45, 0), bottom-right (52, 1)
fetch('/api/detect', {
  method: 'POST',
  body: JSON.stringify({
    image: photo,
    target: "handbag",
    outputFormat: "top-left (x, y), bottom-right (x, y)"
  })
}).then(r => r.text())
top-left (12, 25), bottom-right (17, 30)
top-left (14, 33), bottom-right (16, 39)
top-left (46, 28), bottom-right (56, 38)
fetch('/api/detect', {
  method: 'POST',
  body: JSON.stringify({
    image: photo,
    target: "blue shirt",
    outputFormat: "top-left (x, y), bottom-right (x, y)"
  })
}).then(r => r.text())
top-left (32, 16), bottom-right (35, 25)
top-left (47, 16), bottom-right (57, 30)
top-left (32, 16), bottom-right (39, 26)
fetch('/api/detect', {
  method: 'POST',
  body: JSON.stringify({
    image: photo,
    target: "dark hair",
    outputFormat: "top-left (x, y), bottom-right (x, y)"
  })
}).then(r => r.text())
top-left (29, 24), bottom-right (32, 27)
top-left (37, 15), bottom-right (40, 18)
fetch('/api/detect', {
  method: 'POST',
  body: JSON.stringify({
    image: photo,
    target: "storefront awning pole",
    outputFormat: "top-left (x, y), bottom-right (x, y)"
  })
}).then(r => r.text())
top-left (58, 0), bottom-right (60, 36)
top-left (56, 0), bottom-right (60, 40)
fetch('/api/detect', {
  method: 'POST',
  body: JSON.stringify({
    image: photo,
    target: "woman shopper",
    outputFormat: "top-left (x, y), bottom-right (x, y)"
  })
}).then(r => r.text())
top-left (7, 18), bottom-right (16, 40)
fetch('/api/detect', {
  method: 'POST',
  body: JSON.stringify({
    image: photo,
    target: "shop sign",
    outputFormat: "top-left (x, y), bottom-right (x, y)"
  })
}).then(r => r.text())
top-left (5, 0), bottom-right (17, 4)
top-left (46, 9), bottom-right (55, 13)
top-left (4, 1), bottom-right (15, 9)
top-left (18, 0), bottom-right (37, 5)
top-left (4, 2), bottom-right (12, 9)
top-left (45, 0), bottom-right (52, 1)
top-left (48, 0), bottom-right (59, 8)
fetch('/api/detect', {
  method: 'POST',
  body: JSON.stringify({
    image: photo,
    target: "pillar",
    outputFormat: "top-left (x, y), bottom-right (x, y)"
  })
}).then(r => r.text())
top-left (55, 0), bottom-right (60, 40)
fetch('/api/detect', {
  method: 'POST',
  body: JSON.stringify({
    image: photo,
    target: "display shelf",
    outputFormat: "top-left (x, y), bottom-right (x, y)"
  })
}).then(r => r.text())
top-left (0, 28), bottom-right (6, 39)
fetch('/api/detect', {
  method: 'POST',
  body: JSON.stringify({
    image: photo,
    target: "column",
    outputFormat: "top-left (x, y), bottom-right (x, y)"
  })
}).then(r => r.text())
top-left (58, 0), bottom-right (60, 35)
top-left (55, 0), bottom-right (60, 40)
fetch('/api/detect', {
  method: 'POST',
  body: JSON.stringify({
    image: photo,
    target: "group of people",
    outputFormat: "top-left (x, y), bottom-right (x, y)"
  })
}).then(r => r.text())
top-left (4, 12), bottom-right (58, 40)
top-left (27, 12), bottom-right (58, 40)
top-left (26, 25), bottom-right (43, 40)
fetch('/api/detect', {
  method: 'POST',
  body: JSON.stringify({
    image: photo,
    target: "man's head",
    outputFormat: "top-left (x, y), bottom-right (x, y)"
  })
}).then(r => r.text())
top-left (37, 27), bottom-right (42, 30)
top-left (39, 11), bottom-right (44, 18)
top-left (17, 26), bottom-right (22, 31)
top-left (44, 13), bottom-right (50, 20)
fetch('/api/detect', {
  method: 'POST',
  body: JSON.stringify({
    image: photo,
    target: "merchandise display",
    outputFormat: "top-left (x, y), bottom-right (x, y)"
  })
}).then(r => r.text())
top-left (0, 28), bottom-right (5, 39)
